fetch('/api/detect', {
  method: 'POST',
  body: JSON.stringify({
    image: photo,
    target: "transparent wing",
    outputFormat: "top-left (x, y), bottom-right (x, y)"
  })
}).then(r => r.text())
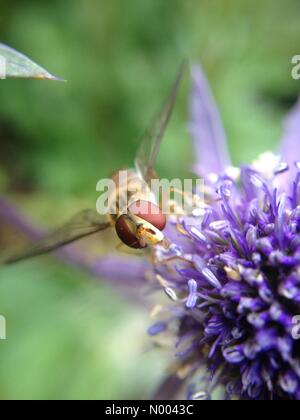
top-left (4, 210), bottom-right (111, 264)
top-left (135, 61), bottom-right (187, 184)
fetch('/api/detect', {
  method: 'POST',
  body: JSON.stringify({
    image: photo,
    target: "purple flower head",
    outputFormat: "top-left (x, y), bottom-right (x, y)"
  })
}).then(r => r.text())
top-left (149, 66), bottom-right (300, 400)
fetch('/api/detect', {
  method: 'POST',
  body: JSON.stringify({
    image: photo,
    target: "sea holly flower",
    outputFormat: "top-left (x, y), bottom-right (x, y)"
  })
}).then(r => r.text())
top-left (148, 66), bottom-right (300, 400)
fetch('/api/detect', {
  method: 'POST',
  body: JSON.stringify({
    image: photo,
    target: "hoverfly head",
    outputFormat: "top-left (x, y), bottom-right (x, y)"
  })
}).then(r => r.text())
top-left (115, 200), bottom-right (167, 249)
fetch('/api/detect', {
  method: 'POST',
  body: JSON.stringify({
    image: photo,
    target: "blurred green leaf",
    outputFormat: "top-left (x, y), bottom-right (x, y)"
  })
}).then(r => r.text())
top-left (0, 43), bottom-right (63, 80)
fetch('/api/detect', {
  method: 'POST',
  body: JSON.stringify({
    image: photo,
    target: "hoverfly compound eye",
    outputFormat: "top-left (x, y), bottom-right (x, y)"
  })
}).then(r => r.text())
top-left (115, 201), bottom-right (166, 249)
top-left (129, 200), bottom-right (167, 231)
top-left (115, 215), bottom-right (146, 249)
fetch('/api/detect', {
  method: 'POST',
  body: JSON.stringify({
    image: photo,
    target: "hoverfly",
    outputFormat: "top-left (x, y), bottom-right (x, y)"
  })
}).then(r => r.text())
top-left (4, 63), bottom-right (186, 264)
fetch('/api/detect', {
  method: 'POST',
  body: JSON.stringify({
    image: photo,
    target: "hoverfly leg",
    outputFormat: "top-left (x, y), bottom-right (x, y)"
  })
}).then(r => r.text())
top-left (167, 187), bottom-right (204, 217)
top-left (115, 241), bottom-right (144, 255)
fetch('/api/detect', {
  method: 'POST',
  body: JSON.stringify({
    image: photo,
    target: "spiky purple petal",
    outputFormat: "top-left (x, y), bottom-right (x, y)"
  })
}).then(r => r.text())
top-left (279, 98), bottom-right (300, 189)
top-left (189, 65), bottom-right (231, 177)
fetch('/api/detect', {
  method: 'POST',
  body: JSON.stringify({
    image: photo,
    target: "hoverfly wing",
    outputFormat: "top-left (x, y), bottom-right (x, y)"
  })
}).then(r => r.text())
top-left (135, 61), bottom-right (187, 185)
top-left (4, 209), bottom-right (111, 265)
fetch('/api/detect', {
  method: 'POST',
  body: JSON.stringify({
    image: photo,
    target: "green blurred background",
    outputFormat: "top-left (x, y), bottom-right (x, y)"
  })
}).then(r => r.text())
top-left (0, 0), bottom-right (299, 400)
